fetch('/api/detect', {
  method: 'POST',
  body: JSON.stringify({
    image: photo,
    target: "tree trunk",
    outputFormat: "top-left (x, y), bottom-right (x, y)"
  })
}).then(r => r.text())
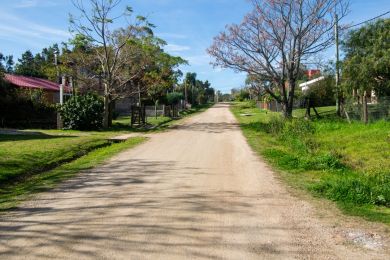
top-left (103, 82), bottom-right (110, 128)
top-left (155, 100), bottom-right (158, 119)
top-left (363, 90), bottom-right (368, 124)
top-left (108, 99), bottom-right (114, 127)
top-left (282, 101), bottom-right (293, 118)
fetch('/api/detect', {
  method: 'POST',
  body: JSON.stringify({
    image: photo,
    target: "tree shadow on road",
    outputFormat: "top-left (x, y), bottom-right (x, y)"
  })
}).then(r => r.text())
top-left (0, 158), bottom-right (332, 259)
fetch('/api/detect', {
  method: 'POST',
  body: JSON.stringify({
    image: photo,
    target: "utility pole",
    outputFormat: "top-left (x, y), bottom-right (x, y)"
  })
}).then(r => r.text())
top-left (69, 76), bottom-right (74, 96)
top-left (335, 13), bottom-right (341, 116)
top-left (60, 76), bottom-right (65, 105)
top-left (184, 81), bottom-right (188, 107)
top-left (54, 50), bottom-right (63, 129)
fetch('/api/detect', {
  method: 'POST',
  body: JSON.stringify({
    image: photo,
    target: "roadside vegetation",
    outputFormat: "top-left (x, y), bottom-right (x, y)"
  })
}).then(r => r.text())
top-left (232, 101), bottom-right (390, 224)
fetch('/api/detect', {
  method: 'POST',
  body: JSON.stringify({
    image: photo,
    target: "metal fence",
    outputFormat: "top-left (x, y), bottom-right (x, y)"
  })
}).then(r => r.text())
top-left (257, 96), bottom-right (390, 123)
top-left (256, 100), bottom-right (283, 112)
top-left (344, 96), bottom-right (390, 122)
top-left (144, 105), bottom-right (166, 117)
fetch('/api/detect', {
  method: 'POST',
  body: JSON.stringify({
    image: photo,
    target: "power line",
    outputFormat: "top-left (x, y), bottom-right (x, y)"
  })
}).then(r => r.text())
top-left (344, 10), bottom-right (390, 30)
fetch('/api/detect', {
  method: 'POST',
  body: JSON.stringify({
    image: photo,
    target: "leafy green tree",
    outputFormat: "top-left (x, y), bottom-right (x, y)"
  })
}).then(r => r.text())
top-left (166, 92), bottom-right (184, 105)
top-left (180, 73), bottom-right (214, 105)
top-left (0, 53), bottom-right (5, 74)
top-left (342, 19), bottom-right (390, 97)
top-left (15, 50), bottom-right (44, 77)
top-left (144, 50), bottom-right (186, 117)
top-left (0, 54), bottom-right (14, 73)
top-left (70, 0), bottom-right (153, 128)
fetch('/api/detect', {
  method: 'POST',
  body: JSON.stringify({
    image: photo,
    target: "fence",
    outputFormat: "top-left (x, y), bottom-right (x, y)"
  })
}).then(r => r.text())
top-left (144, 105), bottom-right (165, 117)
top-left (344, 96), bottom-right (390, 123)
top-left (256, 99), bottom-right (304, 113)
top-left (131, 104), bottom-right (187, 118)
top-left (256, 100), bottom-right (283, 112)
top-left (257, 96), bottom-right (390, 123)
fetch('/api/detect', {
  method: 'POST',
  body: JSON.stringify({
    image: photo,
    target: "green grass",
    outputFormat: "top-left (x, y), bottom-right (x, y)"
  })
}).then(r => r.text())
top-left (0, 137), bottom-right (146, 211)
top-left (231, 102), bottom-right (390, 225)
top-left (0, 133), bottom-right (112, 184)
top-left (293, 106), bottom-right (337, 118)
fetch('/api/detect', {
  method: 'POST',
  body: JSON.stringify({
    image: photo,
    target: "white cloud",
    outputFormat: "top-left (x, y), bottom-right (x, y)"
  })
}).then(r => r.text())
top-left (0, 11), bottom-right (70, 43)
top-left (14, 0), bottom-right (58, 8)
top-left (184, 55), bottom-right (211, 66)
top-left (165, 44), bottom-right (191, 53)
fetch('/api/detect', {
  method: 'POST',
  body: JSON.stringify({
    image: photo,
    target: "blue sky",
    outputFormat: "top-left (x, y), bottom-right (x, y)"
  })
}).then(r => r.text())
top-left (0, 0), bottom-right (389, 93)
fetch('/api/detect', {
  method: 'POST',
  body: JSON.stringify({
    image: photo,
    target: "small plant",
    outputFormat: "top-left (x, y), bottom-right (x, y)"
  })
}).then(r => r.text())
top-left (58, 94), bottom-right (104, 130)
top-left (265, 114), bottom-right (285, 135)
top-left (237, 100), bottom-right (256, 109)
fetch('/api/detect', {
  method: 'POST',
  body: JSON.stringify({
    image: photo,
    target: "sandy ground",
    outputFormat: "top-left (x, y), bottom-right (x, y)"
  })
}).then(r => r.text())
top-left (0, 103), bottom-right (388, 259)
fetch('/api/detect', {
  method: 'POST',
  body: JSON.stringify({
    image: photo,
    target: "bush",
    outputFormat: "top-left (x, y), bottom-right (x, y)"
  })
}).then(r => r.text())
top-left (166, 92), bottom-right (184, 105)
top-left (265, 114), bottom-right (285, 135)
top-left (237, 100), bottom-right (256, 109)
top-left (0, 84), bottom-right (56, 128)
top-left (59, 94), bottom-right (104, 130)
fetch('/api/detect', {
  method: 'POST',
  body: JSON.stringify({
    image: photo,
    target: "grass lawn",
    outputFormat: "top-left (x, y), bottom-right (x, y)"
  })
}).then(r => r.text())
top-left (0, 133), bottom-right (110, 184)
top-left (231, 102), bottom-right (390, 225)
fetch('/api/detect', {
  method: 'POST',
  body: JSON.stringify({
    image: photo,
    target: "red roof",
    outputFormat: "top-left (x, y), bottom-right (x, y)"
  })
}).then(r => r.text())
top-left (4, 74), bottom-right (71, 92)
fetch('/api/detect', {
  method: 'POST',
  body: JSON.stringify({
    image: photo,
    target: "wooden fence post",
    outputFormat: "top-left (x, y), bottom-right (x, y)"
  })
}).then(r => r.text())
top-left (363, 90), bottom-right (368, 124)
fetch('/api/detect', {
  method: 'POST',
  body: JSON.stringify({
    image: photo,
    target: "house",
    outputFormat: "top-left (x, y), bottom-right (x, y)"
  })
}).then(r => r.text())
top-left (305, 69), bottom-right (321, 79)
top-left (299, 76), bottom-right (325, 93)
top-left (4, 74), bottom-right (71, 104)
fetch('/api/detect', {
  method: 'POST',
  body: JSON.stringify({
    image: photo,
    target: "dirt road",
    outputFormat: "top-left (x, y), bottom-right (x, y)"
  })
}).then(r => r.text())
top-left (0, 104), bottom-right (388, 259)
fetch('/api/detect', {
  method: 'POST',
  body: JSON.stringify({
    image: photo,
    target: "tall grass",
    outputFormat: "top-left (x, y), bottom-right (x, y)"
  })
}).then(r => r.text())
top-left (232, 103), bottom-right (390, 223)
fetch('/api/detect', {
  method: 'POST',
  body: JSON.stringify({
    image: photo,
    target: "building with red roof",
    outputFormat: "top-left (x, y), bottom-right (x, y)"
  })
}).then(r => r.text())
top-left (305, 69), bottom-right (321, 79)
top-left (4, 74), bottom-right (71, 104)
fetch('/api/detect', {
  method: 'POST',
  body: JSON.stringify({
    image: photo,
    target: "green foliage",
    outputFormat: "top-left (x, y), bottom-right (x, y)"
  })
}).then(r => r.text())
top-left (232, 103), bottom-right (390, 223)
top-left (0, 52), bottom-right (13, 73)
top-left (303, 76), bottom-right (336, 107)
top-left (179, 72), bottom-right (215, 105)
top-left (0, 84), bottom-right (56, 128)
top-left (312, 171), bottom-right (390, 207)
top-left (59, 94), bottom-right (104, 130)
top-left (342, 19), bottom-right (390, 96)
top-left (166, 92), bottom-right (184, 105)
top-left (236, 100), bottom-right (256, 109)
top-left (234, 89), bottom-right (250, 101)
top-left (0, 134), bottom-right (109, 184)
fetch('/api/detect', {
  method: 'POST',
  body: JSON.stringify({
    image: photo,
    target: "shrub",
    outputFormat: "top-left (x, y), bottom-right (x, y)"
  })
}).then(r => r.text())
top-left (58, 94), bottom-right (104, 130)
top-left (166, 92), bottom-right (184, 105)
top-left (0, 84), bottom-right (56, 128)
top-left (237, 100), bottom-right (256, 109)
top-left (265, 114), bottom-right (285, 135)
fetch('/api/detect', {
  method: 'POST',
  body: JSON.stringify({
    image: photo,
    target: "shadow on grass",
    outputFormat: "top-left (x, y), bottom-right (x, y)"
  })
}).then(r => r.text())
top-left (0, 141), bottom-right (111, 187)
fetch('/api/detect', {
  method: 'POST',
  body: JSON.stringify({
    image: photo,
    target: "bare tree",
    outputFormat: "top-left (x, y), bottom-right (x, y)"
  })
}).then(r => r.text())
top-left (208, 0), bottom-right (348, 117)
top-left (70, 0), bottom-right (152, 127)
